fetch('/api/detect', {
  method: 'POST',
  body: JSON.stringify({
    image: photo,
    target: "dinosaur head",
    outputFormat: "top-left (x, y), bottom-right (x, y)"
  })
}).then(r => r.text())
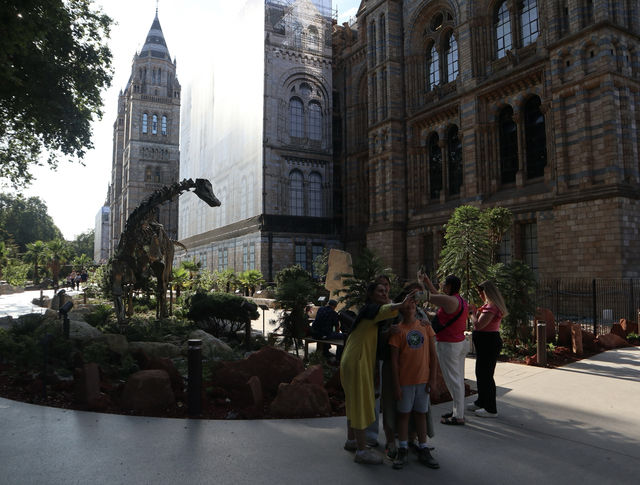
top-left (194, 179), bottom-right (221, 207)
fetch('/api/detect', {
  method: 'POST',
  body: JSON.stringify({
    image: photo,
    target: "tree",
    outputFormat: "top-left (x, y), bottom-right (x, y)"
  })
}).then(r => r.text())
top-left (46, 238), bottom-right (72, 288)
top-left (71, 253), bottom-right (92, 271)
top-left (0, 240), bottom-right (11, 280)
top-left (480, 207), bottom-right (513, 264)
top-left (70, 230), bottom-right (94, 259)
top-left (337, 247), bottom-right (397, 310)
top-left (24, 240), bottom-right (48, 284)
top-left (238, 269), bottom-right (265, 296)
top-left (0, 0), bottom-right (113, 187)
top-left (438, 205), bottom-right (491, 303)
top-left (0, 194), bottom-right (62, 251)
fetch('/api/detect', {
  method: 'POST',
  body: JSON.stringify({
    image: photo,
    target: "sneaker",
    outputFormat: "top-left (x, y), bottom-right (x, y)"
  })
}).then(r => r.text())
top-left (354, 449), bottom-right (383, 465)
top-left (366, 438), bottom-right (379, 448)
top-left (344, 439), bottom-right (357, 451)
top-left (475, 408), bottom-right (498, 418)
top-left (467, 403), bottom-right (481, 411)
top-left (385, 442), bottom-right (397, 460)
top-left (392, 447), bottom-right (409, 470)
top-left (408, 439), bottom-right (420, 455)
top-left (418, 447), bottom-right (440, 469)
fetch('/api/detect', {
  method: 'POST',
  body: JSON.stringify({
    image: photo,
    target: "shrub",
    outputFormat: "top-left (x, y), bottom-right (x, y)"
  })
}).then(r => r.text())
top-left (83, 304), bottom-right (114, 329)
top-left (186, 290), bottom-right (259, 338)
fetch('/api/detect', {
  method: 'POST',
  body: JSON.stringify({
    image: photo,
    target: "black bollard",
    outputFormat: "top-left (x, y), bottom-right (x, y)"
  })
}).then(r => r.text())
top-left (536, 322), bottom-right (547, 366)
top-left (187, 339), bottom-right (202, 417)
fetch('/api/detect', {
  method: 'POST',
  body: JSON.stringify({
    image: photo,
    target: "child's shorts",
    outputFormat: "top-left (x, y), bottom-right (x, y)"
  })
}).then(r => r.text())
top-left (397, 383), bottom-right (429, 413)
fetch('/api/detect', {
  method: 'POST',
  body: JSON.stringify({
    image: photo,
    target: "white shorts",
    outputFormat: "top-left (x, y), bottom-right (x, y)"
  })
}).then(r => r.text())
top-left (397, 383), bottom-right (429, 413)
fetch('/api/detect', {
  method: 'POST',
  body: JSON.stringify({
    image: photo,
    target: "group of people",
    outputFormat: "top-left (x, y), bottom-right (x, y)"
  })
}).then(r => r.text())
top-left (66, 270), bottom-right (88, 291)
top-left (336, 271), bottom-right (508, 469)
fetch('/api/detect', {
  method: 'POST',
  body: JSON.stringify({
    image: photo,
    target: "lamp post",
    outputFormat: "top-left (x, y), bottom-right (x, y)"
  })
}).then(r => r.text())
top-left (258, 304), bottom-right (269, 336)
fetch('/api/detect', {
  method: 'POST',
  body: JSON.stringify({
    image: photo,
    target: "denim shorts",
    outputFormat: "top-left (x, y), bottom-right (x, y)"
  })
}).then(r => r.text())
top-left (397, 383), bottom-right (429, 413)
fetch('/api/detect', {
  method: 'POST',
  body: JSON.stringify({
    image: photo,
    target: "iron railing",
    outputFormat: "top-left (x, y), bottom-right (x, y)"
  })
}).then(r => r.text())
top-left (535, 278), bottom-right (640, 336)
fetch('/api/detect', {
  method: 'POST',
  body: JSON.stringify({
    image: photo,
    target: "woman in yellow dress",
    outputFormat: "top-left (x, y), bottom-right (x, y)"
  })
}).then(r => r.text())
top-left (340, 281), bottom-right (416, 464)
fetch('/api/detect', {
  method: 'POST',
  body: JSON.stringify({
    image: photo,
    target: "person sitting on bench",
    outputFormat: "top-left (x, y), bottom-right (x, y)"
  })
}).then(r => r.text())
top-left (311, 299), bottom-right (345, 360)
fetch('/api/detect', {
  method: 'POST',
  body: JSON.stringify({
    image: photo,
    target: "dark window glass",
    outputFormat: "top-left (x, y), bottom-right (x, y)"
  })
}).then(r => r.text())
top-left (520, 0), bottom-right (539, 46)
top-left (447, 126), bottom-right (463, 195)
top-left (499, 106), bottom-right (518, 184)
top-left (495, 2), bottom-right (512, 58)
top-left (524, 96), bottom-right (547, 178)
top-left (445, 34), bottom-right (459, 82)
top-left (290, 98), bottom-right (304, 138)
top-left (428, 134), bottom-right (442, 200)
top-left (295, 243), bottom-right (307, 270)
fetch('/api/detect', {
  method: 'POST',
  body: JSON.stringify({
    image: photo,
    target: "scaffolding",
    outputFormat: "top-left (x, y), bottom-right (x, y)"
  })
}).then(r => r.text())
top-left (266, 0), bottom-right (336, 51)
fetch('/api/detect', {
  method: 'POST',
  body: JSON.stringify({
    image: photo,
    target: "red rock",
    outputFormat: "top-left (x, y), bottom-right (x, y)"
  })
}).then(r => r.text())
top-left (619, 319), bottom-right (638, 335)
top-left (581, 330), bottom-right (598, 352)
top-left (246, 375), bottom-right (263, 408)
top-left (597, 333), bottom-right (627, 349)
top-left (534, 308), bottom-right (557, 342)
top-left (269, 381), bottom-right (331, 418)
top-left (145, 356), bottom-right (184, 399)
top-left (557, 321), bottom-right (573, 346)
top-left (74, 363), bottom-right (100, 406)
top-left (121, 369), bottom-right (175, 411)
top-left (610, 323), bottom-right (626, 339)
top-left (525, 354), bottom-right (537, 366)
top-left (292, 364), bottom-right (324, 387)
top-left (571, 324), bottom-right (583, 355)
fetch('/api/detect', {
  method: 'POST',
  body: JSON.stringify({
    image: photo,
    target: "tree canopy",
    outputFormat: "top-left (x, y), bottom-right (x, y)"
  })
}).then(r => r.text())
top-left (69, 229), bottom-right (94, 259)
top-left (0, 193), bottom-right (62, 251)
top-left (0, 0), bottom-right (113, 187)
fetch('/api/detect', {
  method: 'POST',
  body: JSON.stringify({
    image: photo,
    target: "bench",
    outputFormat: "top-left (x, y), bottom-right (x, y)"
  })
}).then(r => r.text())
top-left (301, 336), bottom-right (345, 361)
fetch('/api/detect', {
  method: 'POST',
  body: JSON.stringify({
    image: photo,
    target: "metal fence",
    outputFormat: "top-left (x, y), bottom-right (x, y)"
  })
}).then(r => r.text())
top-left (534, 278), bottom-right (640, 335)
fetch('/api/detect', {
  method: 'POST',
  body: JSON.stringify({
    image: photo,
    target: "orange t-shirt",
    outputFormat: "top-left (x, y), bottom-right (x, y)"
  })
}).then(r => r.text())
top-left (389, 319), bottom-right (435, 386)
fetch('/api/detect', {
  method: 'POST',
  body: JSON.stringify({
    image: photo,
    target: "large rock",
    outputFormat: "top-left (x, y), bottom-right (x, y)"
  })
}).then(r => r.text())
top-left (144, 357), bottom-right (184, 399)
top-left (189, 329), bottom-right (232, 359)
top-left (570, 324), bottom-right (583, 355)
top-left (97, 333), bottom-right (129, 355)
top-left (128, 341), bottom-right (182, 359)
top-left (597, 333), bottom-right (627, 349)
top-left (74, 363), bottom-right (101, 406)
top-left (292, 364), bottom-right (324, 387)
top-left (213, 346), bottom-right (304, 397)
top-left (581, 330), bottom-right (598, 352)
top-left (557, 321), bottom-right (573, 346)
top-left (534, 308), bottom-right (557, 343)
top-left (121, 370), bottom-right (175, 411)
top-left (40, 318), bottom-right (102, 341)
top-left (610, 323), bottom-right (626, 340)
top-left (269, 381), bottom-right (331, 418)
top-left (620, 319), bottom-right (638, 335)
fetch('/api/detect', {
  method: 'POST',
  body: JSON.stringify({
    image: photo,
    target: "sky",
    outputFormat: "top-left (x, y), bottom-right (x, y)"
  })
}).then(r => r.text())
top-left (4, 0), bottom-right (361, 241)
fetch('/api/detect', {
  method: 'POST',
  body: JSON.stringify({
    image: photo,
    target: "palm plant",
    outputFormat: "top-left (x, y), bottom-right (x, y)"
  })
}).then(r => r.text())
top-left (170, 266), bottom-right (190, 298)
top-left (46, 239), bottom-right (71, 289)
top-left (337, 247), bottom-right (396, 310)
top-left (24, 240), bottom-right (48, 284)
top-left (273, 265), bottom-right (318, 348)
top-left (238, 269), bottom-right (265, 296)
top-left (72, 253), bottom-right (92, 272)
top-left (481, 207), bottom-right (513, 264)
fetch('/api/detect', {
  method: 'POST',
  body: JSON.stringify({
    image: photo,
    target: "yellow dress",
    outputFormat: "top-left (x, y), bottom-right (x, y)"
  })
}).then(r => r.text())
top-left (340, 304), bottom-right (398, 430)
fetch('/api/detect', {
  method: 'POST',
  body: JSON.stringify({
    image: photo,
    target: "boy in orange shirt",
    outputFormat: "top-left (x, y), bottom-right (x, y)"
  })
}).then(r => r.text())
top-left (389, 287), bottom-right (439, 470)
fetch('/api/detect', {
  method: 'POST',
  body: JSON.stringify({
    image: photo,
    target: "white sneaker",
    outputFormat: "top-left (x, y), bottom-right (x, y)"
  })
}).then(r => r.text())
top-left (467, 403), bottom-right (481, 411)
top-left (354, 449), bottom-right (383, 465)
top-left (475, 408), bottom-right (498, 418)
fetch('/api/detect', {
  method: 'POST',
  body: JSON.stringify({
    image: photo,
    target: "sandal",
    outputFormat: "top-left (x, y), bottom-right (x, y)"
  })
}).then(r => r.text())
top-left (441, 412), bottom-right (453, 419)
top-left (441, 416), bottom-right (465, 425)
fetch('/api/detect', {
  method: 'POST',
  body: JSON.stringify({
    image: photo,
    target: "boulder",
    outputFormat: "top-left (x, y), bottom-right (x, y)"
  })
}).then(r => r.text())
top-left (50, 291), bottom-right (72, 311)
top-left (144, 356), bottom-right (184, 399)
top-left (74, 363), bottom-right (101, 406)
top-left (581, 330), bottom-right (598, 352)
top-left (97, 333), bottom-right (129, 355)
top-left (620, 319), bottom-right (638, 335)
top-left (597, 333), bottom-right (627, 350)
top-left (128, 341), bottom-right (182, 359)
top-left (570, 324), bottom-right (583, 355)
top-left (68, 320), bottom-right (103, 341)
top-left (0, 315), bottom-right (14, 330)
top-left (121, 369), bottom-right (175, 411)
top-left (557, 321), bottom-right (573, 346)
top-left (189, 329), bottom-right (232, 359)
top-left (212, 346), bottom-right (303, 397)
top-left (534, 308), bottom-right (557, 343)
top-left (269, 381), bottom-right (331, 418)
top-left (246, 375), bottom-right (263, 408)
top-left (292, 364), bottom-right (324, 387)
top-left (610, 323), bottom-right (626, 340)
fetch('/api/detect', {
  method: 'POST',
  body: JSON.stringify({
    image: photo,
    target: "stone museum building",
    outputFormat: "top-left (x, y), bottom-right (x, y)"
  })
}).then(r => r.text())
top-left (333, 0), bottom-right (640, 279)
top-left (176, 0), bottom-right (340, 281)
top-left (106, 11), bottom-right (181, 256)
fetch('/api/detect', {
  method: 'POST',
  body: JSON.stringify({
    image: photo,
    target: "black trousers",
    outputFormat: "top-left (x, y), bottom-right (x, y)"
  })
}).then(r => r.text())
top-left (472, 331), bottom-right (502, 413)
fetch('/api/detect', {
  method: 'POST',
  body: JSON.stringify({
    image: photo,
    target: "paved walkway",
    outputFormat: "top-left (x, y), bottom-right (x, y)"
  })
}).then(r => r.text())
top-left (1, 291), bottom-right (639, 484)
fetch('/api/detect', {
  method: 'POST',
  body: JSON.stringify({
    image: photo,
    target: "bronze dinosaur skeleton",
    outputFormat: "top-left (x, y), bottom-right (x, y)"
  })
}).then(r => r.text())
top-left (110, 178), bottom-right (220, 324)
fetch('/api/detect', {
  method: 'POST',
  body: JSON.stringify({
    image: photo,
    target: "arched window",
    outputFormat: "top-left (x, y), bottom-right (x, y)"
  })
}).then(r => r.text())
top-left (499, 106), bottom-right (518, 184)
top-left (309, 102), bottom-right (322, 140)
top-left (142, 113), bottom-right (148, 134)
top-left (428, 133), bottom-right (442, 200)
top-left (495, 2), bottom-right (512, 59)
top-left (308, 172), bottom-right (323, 217)
top-left (289, 98), bottom-right (304, 138)
top-left (161, 116), bottom-right (167, 135)
top-left (152, 114), bottom-right (158, 135)
top-left (290, 170), bottom-right (304, 216)
top-left (524, 96), bottom-right (547, 178)
top-left (445, 34), bottom-right (459, 82)
top-left (144, 166), bottom-right (152, 182)
top-left (447, 125), bottom-right (463, 195)
top-left (520, 0), bottom-right (539, 47)
top-left (427, 44), bottom-right (440, 90)
top-left (307, 26), bottom-right (319, 51)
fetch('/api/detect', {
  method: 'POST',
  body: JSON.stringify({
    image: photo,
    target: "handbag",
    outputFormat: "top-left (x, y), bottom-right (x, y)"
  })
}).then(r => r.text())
top-left (431, 296), bottom-right (464, 333)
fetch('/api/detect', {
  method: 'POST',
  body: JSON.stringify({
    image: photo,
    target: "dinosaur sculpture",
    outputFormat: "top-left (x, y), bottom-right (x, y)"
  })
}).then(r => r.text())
top-left (110, 178), bottom-right (221, 324)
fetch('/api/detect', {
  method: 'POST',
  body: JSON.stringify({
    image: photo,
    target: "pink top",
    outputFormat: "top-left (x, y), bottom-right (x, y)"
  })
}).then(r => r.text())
top-left (474, 302), bottom-right (502, 333)
top-left (435, 294), bottom-right (468, 343)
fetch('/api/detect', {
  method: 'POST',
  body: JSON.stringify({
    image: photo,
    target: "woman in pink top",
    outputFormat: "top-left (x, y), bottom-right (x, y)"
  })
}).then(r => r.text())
top-left (419, 272), bottom-right (469, 425)
top-left (468, 280), bottom-right (508, 418)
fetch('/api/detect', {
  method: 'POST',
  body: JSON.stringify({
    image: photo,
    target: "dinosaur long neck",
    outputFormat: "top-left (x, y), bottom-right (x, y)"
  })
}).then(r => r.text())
top-left (127, 179), bottom-right (196, 228)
